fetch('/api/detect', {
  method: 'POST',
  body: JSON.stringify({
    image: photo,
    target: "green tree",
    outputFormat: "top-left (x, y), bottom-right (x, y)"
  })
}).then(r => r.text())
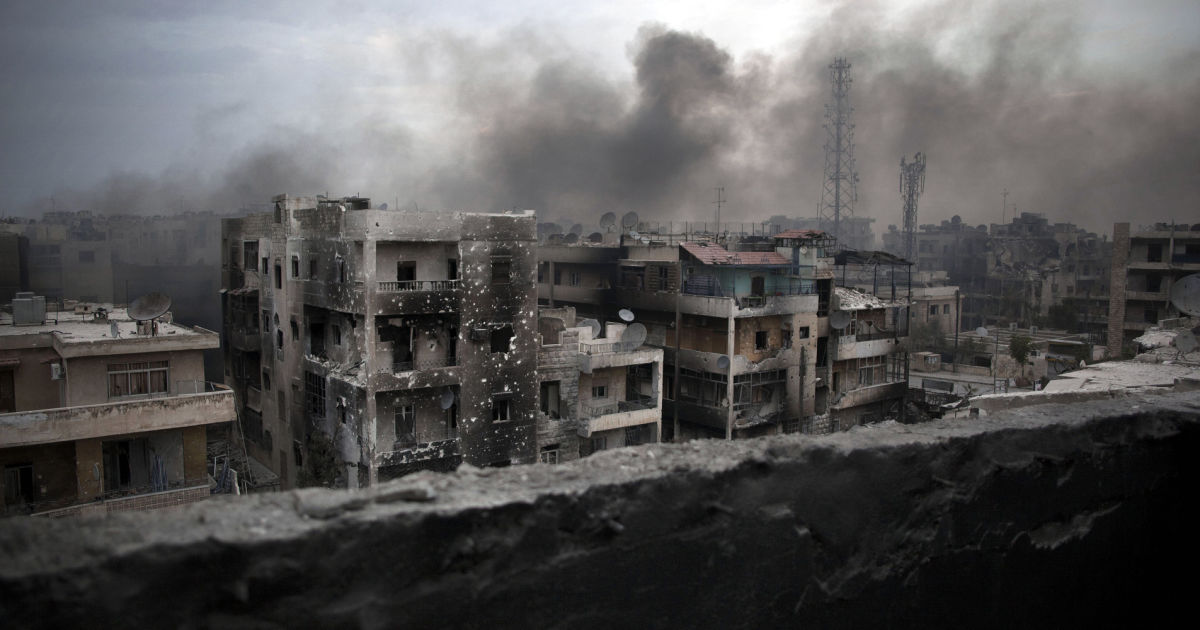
top-left (1009, 334), bottom-right (1034, 377)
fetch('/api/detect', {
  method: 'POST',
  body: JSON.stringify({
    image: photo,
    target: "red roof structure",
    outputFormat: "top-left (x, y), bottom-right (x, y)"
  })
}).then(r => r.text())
top-left (680, 242), bottom-right (789, 266)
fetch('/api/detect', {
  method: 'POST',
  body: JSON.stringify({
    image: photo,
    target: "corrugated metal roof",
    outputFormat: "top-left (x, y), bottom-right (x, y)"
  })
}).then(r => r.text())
top-left (680, 242), bottom-right (789, 266)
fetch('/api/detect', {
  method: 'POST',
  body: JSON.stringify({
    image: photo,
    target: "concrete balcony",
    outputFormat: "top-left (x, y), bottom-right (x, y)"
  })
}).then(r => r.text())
top-left (578, 342), bottom-right (662, 373)
top-left (835, 335), bottom-right (906, 361)
top-left (830, 381), bottom-right (906, 411)
top-left (374, 280), bottom-right (460, 315)
top-left (541, 284), bottom-right (610, 305)
top-left (577, 397), bottom-right (660, 437)
top-left (32, 484), bottom-right (211, 518)
top-left (377, 438), bottom-right (462, 480)
top-left (370, 360), bottom-right (460, 391)
top-left (0, 386), bottom-right (235, 448)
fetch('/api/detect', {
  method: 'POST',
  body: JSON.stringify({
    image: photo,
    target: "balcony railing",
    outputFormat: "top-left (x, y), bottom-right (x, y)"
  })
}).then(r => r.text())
top-left (377, 279), bottom-right (461, 292)
top-left (393, 430), bottom-right (459, 450)
top-left (581, 341), bottom-right (624, 355)
top-left (581, 396), bottom-right (657, 418)
top-left (390, 355), bottom-right (457, 373)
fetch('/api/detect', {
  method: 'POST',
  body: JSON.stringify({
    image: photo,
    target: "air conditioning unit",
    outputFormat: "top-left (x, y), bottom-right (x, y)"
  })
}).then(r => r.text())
top-left (50, 363), bottom-right (65, 380)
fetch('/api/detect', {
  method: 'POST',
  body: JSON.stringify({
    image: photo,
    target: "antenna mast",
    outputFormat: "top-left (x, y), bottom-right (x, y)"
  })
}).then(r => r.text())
top-left (818, 58), bottom-right (859, 248)
top-left (900, 152), bottom-right (926, 263)
top-left (714, 186), bottom-right (726, 228)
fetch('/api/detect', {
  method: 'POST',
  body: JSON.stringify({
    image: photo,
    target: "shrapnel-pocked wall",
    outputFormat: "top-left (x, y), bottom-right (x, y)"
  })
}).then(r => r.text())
top-left (1, 392), bottom-right (1196, 629)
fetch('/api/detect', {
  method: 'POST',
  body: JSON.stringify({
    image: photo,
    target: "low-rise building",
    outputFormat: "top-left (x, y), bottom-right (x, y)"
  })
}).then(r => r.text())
top-left (0, 297), bottom-right (232, 517)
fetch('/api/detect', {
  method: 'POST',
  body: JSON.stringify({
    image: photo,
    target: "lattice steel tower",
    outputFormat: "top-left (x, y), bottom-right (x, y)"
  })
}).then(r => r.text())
top-left (818, 58), bottom-right (859, 247)
top-left (900, 152), bottom-right (926, 263)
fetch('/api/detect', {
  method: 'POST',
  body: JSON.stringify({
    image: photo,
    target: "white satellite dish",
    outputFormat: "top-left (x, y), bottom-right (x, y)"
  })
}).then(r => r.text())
top-left (1176, 330), bottom-right (1198, 355)
top-left (1170, 273), bottom-right (1200, 316)
top-left (830, 311), bottom-right (851, 330)
top-left (630, 231), bottom-right (641, 240)
top-left (799, 246), bottom-right (809, 254)
top-left (716, 355), bottom-right (730, 370)
top-left (578, 318), bottom-right (602, 338)
top-left (128, 292), bottom-right (172, 321)
top-left (618, 309), bottom-right (635, 322)
top-left (620, 323), bottom-right (647, 349)
top-left (975, 326), bottom-right (990, 337)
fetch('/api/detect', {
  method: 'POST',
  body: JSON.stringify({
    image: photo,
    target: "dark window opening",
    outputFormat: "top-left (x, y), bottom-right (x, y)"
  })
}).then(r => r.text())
top-left (244, 242), bottom-right (259, 271)
top-left (276, 329), bottom-right (284, 349)
top-left (309, 258), bottom-right (318, 280)
top-left (492, 258), bottom-right (512, 284)
top-left (334, 325), bottom-right (342, 345)
top-left (310, 322), bottom-right (325, 358)
top-left (797, 326), bottom-right (810, 339)
top-left (3, 464), bottom-right (34, 506)
top-left (1146, 274), bottom-right (1162, 293)
top-left (290, 320), bottom-right (299, 342)
top-left (336, 257), bottom-right (346, 283)
top-left (395, 404), bottom-right (416, 447)
top-left (274, 263), bottom-right (282, 289)
top-left (755, 330), bottom-right (769, 351)
top-left (448, 259), bottom-right (458, 280)
top-left (490, 325), bottom-right (514, 353)
top-left (305, 371), bottom-right (326, 417)
top-left (540, 381), bottom-right (561, 418)
top-left (492, 397), bottom-right (511, 422)
top-left (262, 257), bottom-right (269, 274)
top-left (397, 261), bottom-right (416, 282)
top-left (262, 369), bottom-right (272, 391)
top-left (291, 255), bottom-right (299, 278)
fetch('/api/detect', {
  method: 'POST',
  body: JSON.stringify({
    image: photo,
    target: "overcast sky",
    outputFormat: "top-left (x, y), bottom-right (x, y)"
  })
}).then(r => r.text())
top-left (2, 0), bottom-right (1197, 234)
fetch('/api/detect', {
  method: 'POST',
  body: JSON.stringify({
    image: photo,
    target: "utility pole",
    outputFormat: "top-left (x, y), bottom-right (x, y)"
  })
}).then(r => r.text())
top-left (818, 58), bottom-right (859, 248)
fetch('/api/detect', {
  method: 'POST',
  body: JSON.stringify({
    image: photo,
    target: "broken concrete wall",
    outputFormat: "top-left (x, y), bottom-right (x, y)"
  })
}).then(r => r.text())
top-left (1, 392), bottom-right (1195, 627)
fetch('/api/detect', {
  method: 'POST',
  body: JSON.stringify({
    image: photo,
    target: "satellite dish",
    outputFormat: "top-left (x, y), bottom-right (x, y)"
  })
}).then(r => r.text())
top-left (1176, 330), bottom-right (1198, 355)
top-left (1170, 273), bottom-right (1200, 316)
top-left (109, 320), bottom-right (120, 339)
top-left (975, 326), bottom-right (990, 338)
top-left (128, 292), bottom-right (172, 321)
top-left (378, 202), bottom-right (388, 210)
top-left (640, 237), bottom-right (651, 244)
top-left (716, 355), bottom-right (730, 370)
top-left (798, 245), bottom-right (809, 254)
top-left (439, 389), bottom-right (456, 410)
top-left (618, 308), bottom-right (635, 322)
top-left (621, 211), bottom-right (639, 230)
top-left (578, 318), bottom-right (602, 339)
top-left (564, 233), bottom-right (579, 244)
top-left (621, 323), bottom-right (647, 349)
top-left (600, 212), bottom-right (616, 230)
top-left (570, 223), bottom-right (583, 235)
top-left (588, 232), bottom-right (603, 243)
top-left (830, 311), bottom-right (851, 330)
top-left (630, 231), bottom-right (641, 240)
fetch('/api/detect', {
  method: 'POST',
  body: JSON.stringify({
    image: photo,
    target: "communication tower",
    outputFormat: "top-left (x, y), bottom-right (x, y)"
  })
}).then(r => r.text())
top-left (900, 152), bottom-right (926, 263)
top-left (818, 58), bottom-right (859, 247)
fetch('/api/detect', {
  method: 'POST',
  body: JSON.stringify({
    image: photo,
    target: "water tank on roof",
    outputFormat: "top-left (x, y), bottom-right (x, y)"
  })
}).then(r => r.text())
top-left (12, 294), bottom-right (46, 326)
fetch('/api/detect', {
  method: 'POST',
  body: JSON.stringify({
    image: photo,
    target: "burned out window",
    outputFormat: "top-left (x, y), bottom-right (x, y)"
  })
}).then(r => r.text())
top-left (491, 257), bottom-right (511, 284)
top-left (783, 329), bottom-right (793, 349)
top-left (274, 262), bottom-right (282, 289)
top-left (276, 329), bottom-right (284, 349)
top-left (305, 371), bottom-right (325, 417)
top-left (491, 395), bottom-right (511, 423)
top-left (539, 445), bottom-right (560, 465)
top-left (262, 257), bottom-right (269, 274)
top-left (755, 330), bottom-right (769, 350)
top-left (3, 464), bottom-right (35, 506)
top-left (290, 320), bottom-right (299, 342)
top-left (397, 261), bottom-right (415, 282)
top-left (540, 381), bottom-right (561, 418)
top-left (108, 361), bottom-right (169, 399)
top-left (244, 241), bottom-right (259, 271)
top-left (291, 256), bottom-right (299, 278)
top-left (448, 259), bottom-right (458, 280)
top-left (490, 324), bottom-right (514, 353)
top-left (333, 325), bottom-right (342, 346)
top-left (395, 404), bottom-right (416, 447)
top-left (309, 258), bottom-right (318, 280)
top-left (929, 305), bottom-right (938, 316)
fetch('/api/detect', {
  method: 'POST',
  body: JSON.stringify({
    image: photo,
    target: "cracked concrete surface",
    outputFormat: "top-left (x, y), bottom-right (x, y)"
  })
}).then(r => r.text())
top-left (1, 392), bottom-right (1197, 629)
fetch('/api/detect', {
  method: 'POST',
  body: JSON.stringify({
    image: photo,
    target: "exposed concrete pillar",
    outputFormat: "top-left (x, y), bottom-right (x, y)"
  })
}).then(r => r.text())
top-left (73, 438), bottom-right (102, 502)
top-left (181, 426), bottom-right (207, 484)
top-left (1107, 222), bottom-right (1130, 358)
top-left (725, 308), bottom-right (735, 440)
top-left (363, 238), bottom-right (378, 487)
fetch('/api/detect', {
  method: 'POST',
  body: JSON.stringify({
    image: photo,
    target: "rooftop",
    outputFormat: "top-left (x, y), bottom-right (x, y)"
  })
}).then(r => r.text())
top-left (680, 242), bottom-right (789, 266)
top-left (0, 304), bottom-right (215, 349)
top-left (833, 286), bottom-right (907, 311)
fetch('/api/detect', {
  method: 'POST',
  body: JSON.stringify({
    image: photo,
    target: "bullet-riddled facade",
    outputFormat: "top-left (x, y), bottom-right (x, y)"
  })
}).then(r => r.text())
top-left (222, 196), bottom-right (538, 488)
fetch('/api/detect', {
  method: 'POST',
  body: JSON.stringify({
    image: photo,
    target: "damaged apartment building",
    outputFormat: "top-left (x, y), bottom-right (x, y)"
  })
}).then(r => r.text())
top-left (1, 294), bottom-right (233, 516)
top-left (539, 225), bottom-right (911, 439)
top-left (222, 196), bottom-right (540, 488)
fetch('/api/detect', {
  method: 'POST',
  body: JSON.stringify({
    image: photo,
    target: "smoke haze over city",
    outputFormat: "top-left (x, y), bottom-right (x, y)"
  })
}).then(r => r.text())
top-left (2, 0), bottom-right (1197, 234)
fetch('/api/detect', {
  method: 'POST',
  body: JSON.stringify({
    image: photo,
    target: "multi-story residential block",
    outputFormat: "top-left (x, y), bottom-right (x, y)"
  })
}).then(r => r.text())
top-left (0, 231), bottom-right (30, 303)
top-left (221, 195), bottom-right (539, 489)
top-left (0, 296), bottom-right (232, 517)
top-left (1107, 222), bottom-right (1200, 357)
top-left (536, 307), bottom-right (664, 462)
